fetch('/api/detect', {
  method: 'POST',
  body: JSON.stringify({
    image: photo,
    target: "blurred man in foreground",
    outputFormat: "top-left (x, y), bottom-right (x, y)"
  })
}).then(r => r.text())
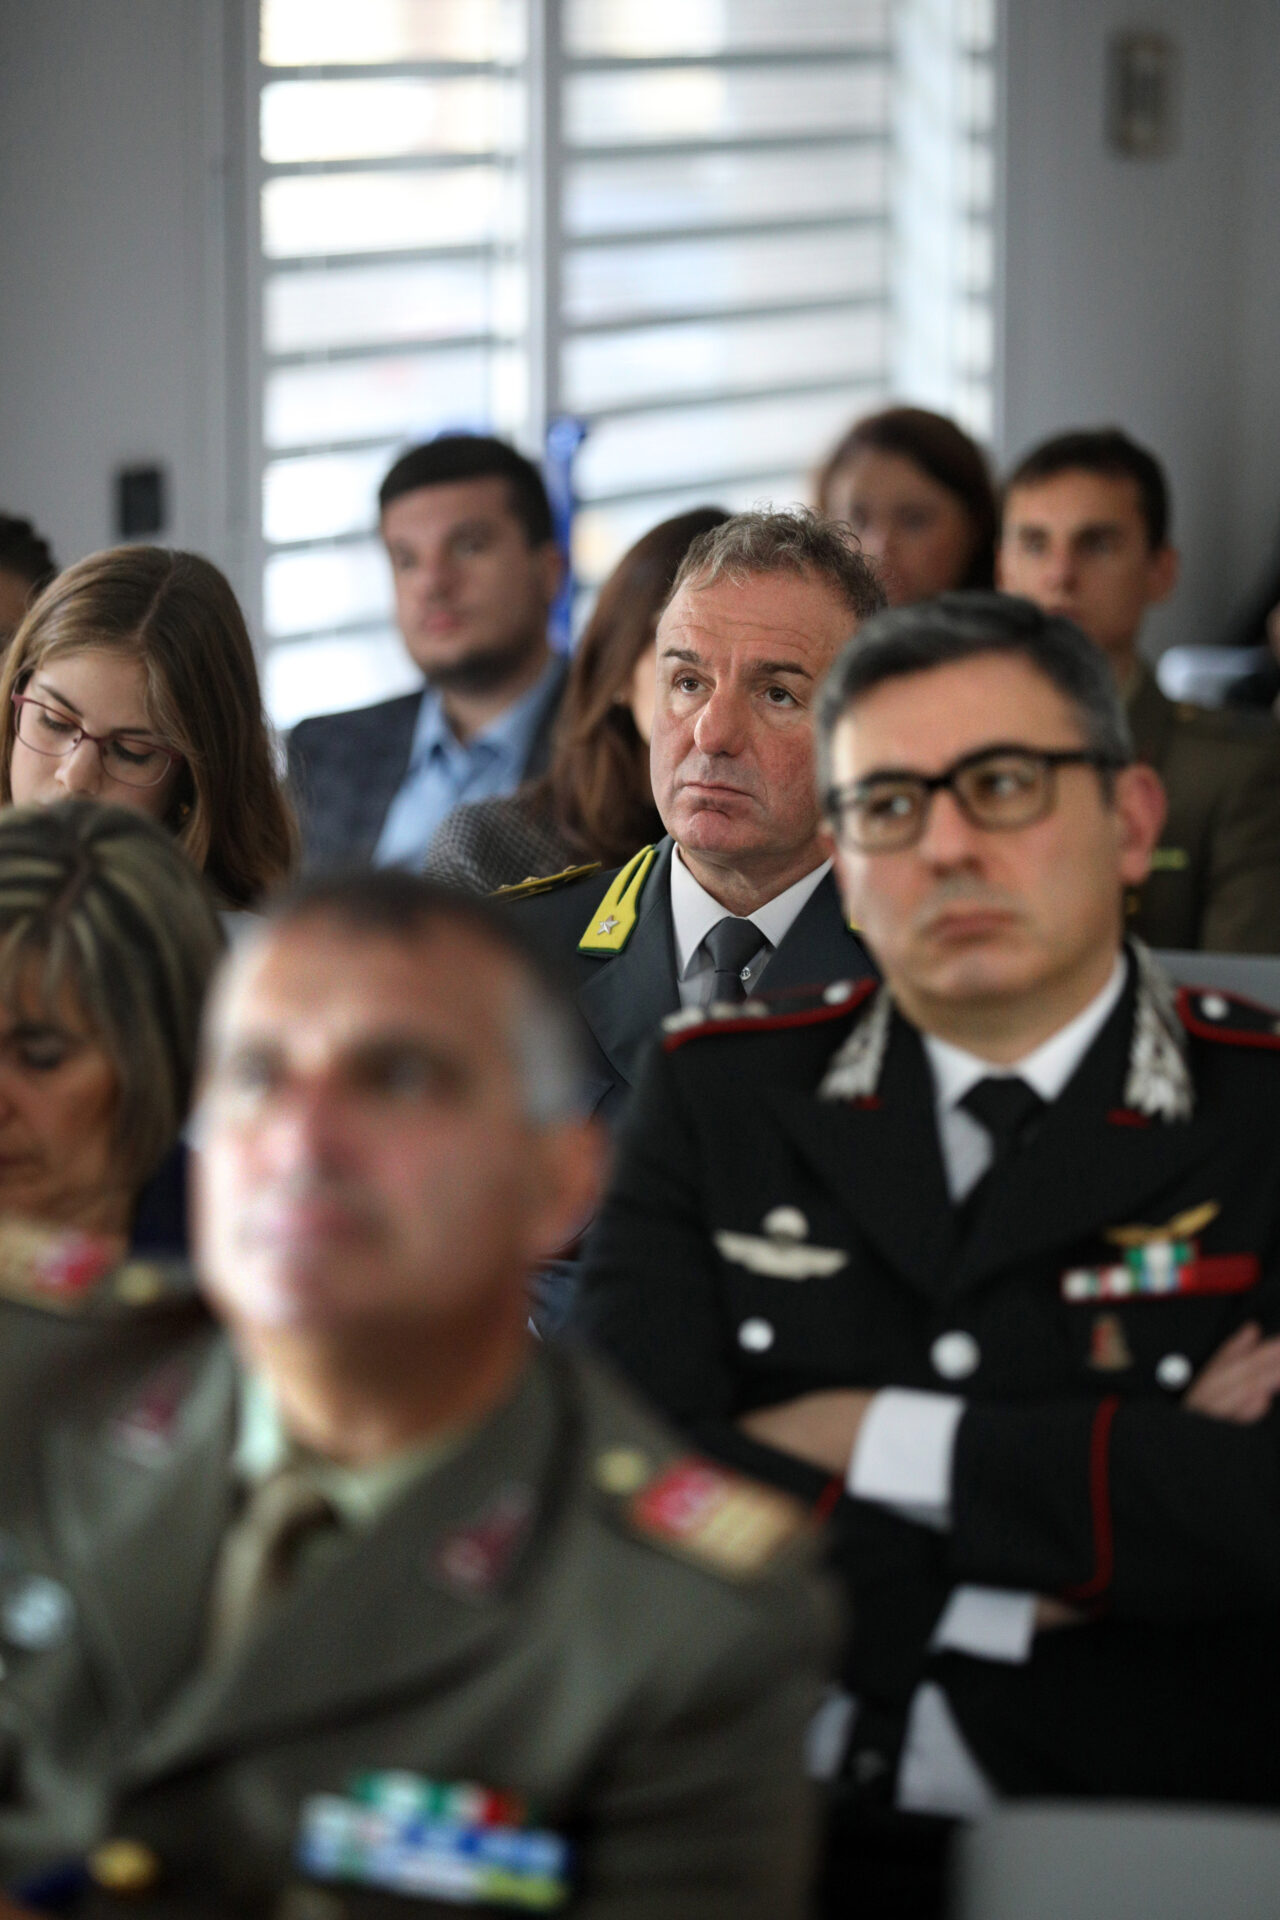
top-left (581, 592), bottom-right (1280, 1917)
top-left (998, 427), bottom-right (1280, 951)
top-left (0, 873), bottom-right (829, 1919)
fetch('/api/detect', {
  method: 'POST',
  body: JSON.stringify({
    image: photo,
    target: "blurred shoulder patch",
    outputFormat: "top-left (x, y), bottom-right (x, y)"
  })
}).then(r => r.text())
top-left (1176, 984), bottom-right (1280, 1049)
top-left (662, 977), bottom-right (877, 1052)
top-left (602, 1452), bottom-right (810, 1580)
top-left (0, 1221), bottom-right (190, 1317)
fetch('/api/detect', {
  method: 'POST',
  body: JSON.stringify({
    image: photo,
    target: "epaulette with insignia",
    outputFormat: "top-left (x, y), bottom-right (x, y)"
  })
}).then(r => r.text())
top-left (0, 1219), bottom-right (191, 1316)
top-left (578, 844), bottom-right (658, 955)
top-left (1177, 985), bottom-right (1280, 1050)
top-left (491, 862), bottom-right (601, 901)
top-left (593, 1445), bottom-right (809, 1580)
top-left (662, 975), bottom-right (877, 1052)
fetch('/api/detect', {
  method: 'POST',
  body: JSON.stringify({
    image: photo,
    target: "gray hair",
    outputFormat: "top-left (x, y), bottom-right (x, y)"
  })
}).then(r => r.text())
top-left (665, 506), bottom-right (887, 625)
top-left (816, 590), bottom-right (1135, 799)
top-left (0, 800), bottom-right (225, 1188)
top-left (248, 870), bottom-right (589, 1126)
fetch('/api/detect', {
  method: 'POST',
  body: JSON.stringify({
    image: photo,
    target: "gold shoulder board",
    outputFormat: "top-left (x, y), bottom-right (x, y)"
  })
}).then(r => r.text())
top-left (491, 862), bottom-right (601, 901)
top-left (594, 1448), bottom-right (809, 1579)
top-left (578, 845), bottom-right (658, 955)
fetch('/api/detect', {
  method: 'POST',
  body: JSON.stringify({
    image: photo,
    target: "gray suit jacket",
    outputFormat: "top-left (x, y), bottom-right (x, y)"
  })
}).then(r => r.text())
top-left (288, 659), bottom-right (568, 874)
top-left (0, 1315), bottom-right (831, 1918)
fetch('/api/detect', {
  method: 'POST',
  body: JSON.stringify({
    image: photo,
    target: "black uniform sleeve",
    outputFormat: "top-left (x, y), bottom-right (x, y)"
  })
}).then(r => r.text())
top-left (950, 1393), bottom-right (1280, 1618)
top-left (578, 1039), bottom-right (831, 1502)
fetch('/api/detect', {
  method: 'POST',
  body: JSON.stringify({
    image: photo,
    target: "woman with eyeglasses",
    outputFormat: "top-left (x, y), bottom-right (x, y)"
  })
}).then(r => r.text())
top-left (0, 546), bottom-right (296, 909)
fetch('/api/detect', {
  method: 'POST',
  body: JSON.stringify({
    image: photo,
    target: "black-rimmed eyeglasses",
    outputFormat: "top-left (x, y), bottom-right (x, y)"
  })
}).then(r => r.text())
top-left (11, 694), bottom-right (183, 790)
top-left (825, 743), bottom-right (1127, 853)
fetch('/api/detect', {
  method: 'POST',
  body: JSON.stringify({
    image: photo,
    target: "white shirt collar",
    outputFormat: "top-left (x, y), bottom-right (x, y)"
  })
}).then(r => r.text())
top-left (668, 845), bottom-right (831, 980)
top-left (923, 953), bottom-right (1128, 1114)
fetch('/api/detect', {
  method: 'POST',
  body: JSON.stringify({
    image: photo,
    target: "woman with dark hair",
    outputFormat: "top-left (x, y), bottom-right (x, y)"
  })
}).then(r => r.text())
top-left (0, 513), bottom-right (57, 649)
top-left (0, 545), bottom-right (296, 909)
top-left (814, 405), bottom-right (997, 606)
top-left (426, 506), bottom-right (729, 892)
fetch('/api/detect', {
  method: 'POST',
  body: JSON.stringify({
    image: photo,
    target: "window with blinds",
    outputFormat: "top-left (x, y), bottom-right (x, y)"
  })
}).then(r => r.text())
top-left (255, 0), bottom-right (998, 727)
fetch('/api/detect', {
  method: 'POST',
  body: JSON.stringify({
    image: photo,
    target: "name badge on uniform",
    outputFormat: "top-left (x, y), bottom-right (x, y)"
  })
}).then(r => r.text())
top-left (296, 1773), bottom-right (571, 1910)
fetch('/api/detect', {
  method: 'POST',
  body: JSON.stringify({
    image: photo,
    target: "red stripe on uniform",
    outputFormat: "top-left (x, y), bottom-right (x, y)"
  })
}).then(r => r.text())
top-left (1062, 1395), bottom-right (1120, 1603)
top-left (662, 978), bottom-right (878, 1052)
top-left (1176, 986), bottom-right (1280, 1049)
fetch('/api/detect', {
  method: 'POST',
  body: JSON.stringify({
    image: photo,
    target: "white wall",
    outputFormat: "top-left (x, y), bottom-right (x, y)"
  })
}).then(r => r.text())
top-left (0, 0), bottom-right (246, 597)
top-left (3, 2), bottom-right (1280, 658)
top-left (999, 0), bottom-right (1280, 654)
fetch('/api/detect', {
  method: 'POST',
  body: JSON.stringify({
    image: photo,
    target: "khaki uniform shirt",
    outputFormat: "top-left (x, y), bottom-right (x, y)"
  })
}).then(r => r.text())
top-left (1128, 665), bottom-right (1280, 952)
top-left (0, 1309), bottom-right (833, 1919)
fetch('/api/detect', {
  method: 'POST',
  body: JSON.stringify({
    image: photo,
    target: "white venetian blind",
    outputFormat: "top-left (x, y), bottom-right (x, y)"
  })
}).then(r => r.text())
top-left (253, 0), bottom-right (999, 726)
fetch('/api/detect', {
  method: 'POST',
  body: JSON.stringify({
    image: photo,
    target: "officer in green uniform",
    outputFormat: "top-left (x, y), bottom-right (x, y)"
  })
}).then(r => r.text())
top-left (0, 874), bottom-right (832, 1919)
top-left (999, 426), bottom-right (1280, 952)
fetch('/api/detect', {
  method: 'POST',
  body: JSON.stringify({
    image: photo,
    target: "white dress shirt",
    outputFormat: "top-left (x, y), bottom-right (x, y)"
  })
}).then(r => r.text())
top-left (669, 847), bottom-right (831, 1007)
top-left (843, 955), bottom-right (1128, 1815)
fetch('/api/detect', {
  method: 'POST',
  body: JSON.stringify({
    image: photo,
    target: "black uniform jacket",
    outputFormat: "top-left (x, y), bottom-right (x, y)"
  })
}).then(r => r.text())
top-left (0, 1316), bottom-right (830, 1919)
top-left (579, 954), bottom-right (1280, 1805)
top-left (509, 837), bottom-right (876, 1122)
top-left (287, 660), bottom-right (567, 874)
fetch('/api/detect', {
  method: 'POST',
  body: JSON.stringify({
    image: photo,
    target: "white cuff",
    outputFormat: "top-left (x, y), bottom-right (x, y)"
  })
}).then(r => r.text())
top-left (895, 1682), bottom-right (998, 1818)
top-left (847, 1388), bottom-right (964, 1527)
top-left (930, 1586), bottom-right (1037, 1663)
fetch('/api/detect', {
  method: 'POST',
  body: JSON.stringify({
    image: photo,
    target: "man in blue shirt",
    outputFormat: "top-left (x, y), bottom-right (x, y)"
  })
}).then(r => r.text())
top-left (288, 435), bottom-right (568, 873)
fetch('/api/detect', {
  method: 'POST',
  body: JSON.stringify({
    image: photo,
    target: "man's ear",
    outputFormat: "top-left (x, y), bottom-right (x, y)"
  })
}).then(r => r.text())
top-left (1114, 761), bottom-right (1167, 886)
top-left (1146, 543), bottom-right (1179, 608)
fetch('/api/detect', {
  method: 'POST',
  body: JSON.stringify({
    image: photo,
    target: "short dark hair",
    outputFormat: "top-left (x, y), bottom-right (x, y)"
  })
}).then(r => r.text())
top-left (667, 508), bottom-right (887, 626)
top-left (1003, 428), bottom-right (1170, 551)
top-left (0, 515), bottom-right (57, 595)
top-left (816, 590), bottom-right (1135, 797)
top-left (815, 406), bottom-right (997, 590)
top-left (249, 869), bottom-right (588, 1124)
top-left (378, 434), bottom-right (556, 549)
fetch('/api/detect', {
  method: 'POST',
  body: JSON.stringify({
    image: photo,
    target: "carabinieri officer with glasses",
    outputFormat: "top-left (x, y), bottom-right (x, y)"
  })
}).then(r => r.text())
top-left (579, 592), bottom-right (1280, 1920)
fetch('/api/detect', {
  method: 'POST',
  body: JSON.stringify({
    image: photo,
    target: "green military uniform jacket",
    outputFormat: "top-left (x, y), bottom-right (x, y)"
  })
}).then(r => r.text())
top-left (0, 1308), bottom-right (832, 1919)
top-left (1128, 665), bottom-right (1280, 952)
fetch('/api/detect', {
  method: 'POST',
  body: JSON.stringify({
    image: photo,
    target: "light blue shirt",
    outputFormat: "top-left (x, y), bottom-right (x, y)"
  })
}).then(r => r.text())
top-left (374, 655), bottom-right (563, 870)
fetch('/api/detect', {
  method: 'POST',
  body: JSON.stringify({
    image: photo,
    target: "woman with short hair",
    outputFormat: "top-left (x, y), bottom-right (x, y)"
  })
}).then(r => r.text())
top-left (0, 799), bottom-right (224, 1249)
top-left (0, 545), bottom-right (296, 909)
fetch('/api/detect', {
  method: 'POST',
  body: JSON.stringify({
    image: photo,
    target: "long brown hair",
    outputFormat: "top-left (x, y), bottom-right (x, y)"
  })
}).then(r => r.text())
top-left (536, 507), bottom-right (729, 866)
top-left (0, 547), bottom-right (296, 908)
top-left (814, 406), bottom-right (998, 590)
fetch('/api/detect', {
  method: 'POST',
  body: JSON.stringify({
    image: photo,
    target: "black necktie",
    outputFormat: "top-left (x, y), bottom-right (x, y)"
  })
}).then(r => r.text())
top-left (703, 915), bottom-right (766, 1005)
top-left (959, 1075), bottom-right (1046, 1165)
